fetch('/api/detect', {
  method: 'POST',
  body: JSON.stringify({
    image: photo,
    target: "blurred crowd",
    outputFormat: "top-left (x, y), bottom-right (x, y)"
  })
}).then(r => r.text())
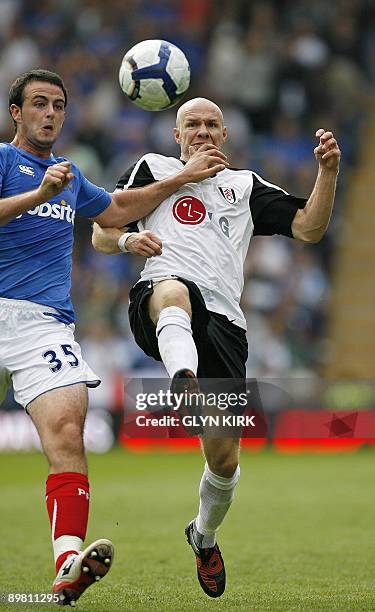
top-left (0, 0), bottom-right (373, 408)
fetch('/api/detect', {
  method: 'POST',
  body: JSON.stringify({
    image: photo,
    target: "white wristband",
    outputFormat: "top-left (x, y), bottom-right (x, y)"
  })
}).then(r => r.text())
top-left (118, 232), bottom-right (132, 253)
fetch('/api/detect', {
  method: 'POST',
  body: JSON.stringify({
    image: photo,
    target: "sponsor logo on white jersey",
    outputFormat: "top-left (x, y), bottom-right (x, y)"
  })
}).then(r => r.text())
top-left (172, 196), bottom-right (206, 225)
top-left (18, 164), bottom-right (35, 177)
top-left (16, 201), bottom-right (75, 224)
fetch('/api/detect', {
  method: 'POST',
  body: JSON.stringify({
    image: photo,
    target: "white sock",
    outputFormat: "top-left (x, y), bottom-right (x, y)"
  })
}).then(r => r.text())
top-left (156, 306), bottom-right (198, 378)
top-left (53, 535), bottom-right (83, 563)
top-left (194, 463), bottom-right (240, 548)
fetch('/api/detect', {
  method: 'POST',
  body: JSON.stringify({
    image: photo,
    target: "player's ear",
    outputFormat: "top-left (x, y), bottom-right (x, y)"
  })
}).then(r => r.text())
top-left (222, 126), bottom-right (228, 142)
top-left (9, 104), bottom-right (22, 124)
top-left (173, 127), bottom-right (181, 144)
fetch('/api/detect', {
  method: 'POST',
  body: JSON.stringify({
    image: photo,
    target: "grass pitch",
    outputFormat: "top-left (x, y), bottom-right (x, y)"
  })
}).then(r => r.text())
top-left (0, 447), bottom-right (374, 611)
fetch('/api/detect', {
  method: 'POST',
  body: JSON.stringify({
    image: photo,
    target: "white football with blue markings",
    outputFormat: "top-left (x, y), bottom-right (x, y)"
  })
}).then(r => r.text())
top-left (119, 39), bottom-right (190, 111)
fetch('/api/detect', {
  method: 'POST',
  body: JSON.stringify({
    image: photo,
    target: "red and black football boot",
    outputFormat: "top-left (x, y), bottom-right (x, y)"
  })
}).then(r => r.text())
top-left (185, 520), bottom-right (226, 598)
top-left (53, 539), bottom-right (114, 606)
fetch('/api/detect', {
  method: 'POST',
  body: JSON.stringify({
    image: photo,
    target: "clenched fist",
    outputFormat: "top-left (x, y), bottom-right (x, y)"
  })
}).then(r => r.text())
top-left (38, 161), bottom-right (74, 200)
top-left (181, 144), bottom-right (229, 182)
top-left (314, 129), bottom-right (341, 173)
top-left (125, 230), bottom-right (162, 257)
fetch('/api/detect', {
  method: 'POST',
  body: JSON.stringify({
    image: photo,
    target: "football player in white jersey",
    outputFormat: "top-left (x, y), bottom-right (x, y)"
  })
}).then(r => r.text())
top-left (0, 69), bottom-right (227, 607)
top-left (92, 97), bottom-right (341, 598)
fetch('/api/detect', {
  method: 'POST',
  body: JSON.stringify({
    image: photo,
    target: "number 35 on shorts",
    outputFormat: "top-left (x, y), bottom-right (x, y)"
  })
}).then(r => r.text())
top-left (42, 344), bottom-right (79, 372)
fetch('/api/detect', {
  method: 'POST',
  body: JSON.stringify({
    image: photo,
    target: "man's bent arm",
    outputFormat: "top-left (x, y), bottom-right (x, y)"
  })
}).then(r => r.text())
top-left (0, 189), bottom-right (47, 226)
top-left (0, 161), bottom-right (74, 226)
top-left (92, 224), bottom-right (162, 258)
top-left (97, 174), bottom-right (190, 228)
top-left (93, 145), bottom-right (227, 228)
top-left (292, 129), bottom-right (340, 244)
top-left (92, 224), bottom-right (124, 254)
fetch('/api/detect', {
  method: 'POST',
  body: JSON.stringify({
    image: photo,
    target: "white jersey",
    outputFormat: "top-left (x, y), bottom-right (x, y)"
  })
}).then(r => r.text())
top-left (116, 154), bottom-right (306, 330)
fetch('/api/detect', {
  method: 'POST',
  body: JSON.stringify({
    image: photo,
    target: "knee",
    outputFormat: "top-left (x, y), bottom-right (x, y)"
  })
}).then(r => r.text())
top-left (162, 283), bottom-right (190, 310)
top-left (50, 414), bottom-right (84, 454)
top-left (150, 282), bottom-right (191, 322)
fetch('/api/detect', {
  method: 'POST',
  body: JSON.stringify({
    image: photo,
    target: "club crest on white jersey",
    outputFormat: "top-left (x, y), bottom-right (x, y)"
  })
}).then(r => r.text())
top-left (218, 186), bottom-right (236, 204)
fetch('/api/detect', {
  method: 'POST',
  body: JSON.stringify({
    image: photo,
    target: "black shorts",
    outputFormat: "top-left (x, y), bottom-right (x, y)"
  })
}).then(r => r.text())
top-left (128, 278), bottom-right (248, 380)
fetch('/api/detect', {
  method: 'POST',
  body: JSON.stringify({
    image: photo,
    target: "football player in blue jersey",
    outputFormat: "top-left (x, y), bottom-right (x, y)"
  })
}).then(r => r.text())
top-left (0, 70), bottom-right (228, 606)
top-left (92, 97), bottom-right (341, 599)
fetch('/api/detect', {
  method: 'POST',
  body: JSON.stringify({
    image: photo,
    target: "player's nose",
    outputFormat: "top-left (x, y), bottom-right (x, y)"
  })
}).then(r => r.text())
top-left (45, 104), bottom-right (56, 117)
top-left (197, 125), bottom-right (209, 137)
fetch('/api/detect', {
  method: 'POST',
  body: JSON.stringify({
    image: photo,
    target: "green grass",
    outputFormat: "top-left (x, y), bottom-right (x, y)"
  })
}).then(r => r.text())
top-left (0, 448), bottom-right (375, 611)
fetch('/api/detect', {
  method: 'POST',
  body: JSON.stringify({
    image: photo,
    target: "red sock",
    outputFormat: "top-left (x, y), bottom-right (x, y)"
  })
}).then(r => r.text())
top-left (46, 472), bottom-right (90, 573)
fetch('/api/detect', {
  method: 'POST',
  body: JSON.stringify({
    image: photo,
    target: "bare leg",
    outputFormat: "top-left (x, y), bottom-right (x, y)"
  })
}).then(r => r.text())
top-left (148, 278), bottom-right (192, 322)
top-left (28, 383), bottom-right (88, 474)
top-left (201, 436), bottom-right (240, 478)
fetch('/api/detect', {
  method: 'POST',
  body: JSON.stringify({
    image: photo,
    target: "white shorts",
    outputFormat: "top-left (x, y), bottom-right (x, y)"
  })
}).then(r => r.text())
top-left (0, 298), bottom-right (100, 409)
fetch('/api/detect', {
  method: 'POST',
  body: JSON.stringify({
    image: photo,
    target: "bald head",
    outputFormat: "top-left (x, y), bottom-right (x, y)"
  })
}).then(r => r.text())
top-left (174, 97), bottom-right (227, 161)
top-left (176, 97), bottom-right (224, 129)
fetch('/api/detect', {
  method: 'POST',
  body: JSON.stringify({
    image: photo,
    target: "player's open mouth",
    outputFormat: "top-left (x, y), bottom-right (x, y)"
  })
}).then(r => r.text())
top-left (41, 125), bottom-right (54, 132)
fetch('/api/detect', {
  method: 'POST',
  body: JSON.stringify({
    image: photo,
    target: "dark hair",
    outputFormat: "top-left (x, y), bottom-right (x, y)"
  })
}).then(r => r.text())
top-left (8, 69), bottom-right (67, 130)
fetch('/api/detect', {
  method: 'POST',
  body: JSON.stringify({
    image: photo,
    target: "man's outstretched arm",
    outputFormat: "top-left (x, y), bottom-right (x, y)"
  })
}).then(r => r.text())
top-left (93, 145), bottom-right (228, 228)
top-left (292, 129), bottom-right (341, 243)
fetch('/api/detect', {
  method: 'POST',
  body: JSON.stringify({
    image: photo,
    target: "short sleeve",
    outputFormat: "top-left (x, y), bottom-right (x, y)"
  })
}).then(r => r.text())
top-left (75, 169), bottom-right (112, 218)
top-left (115, 158), bottom-right (156, 230)
top-left (116, 159), bottom-right (156, 190)
top-left (250, 173), bottom-right (307, 237)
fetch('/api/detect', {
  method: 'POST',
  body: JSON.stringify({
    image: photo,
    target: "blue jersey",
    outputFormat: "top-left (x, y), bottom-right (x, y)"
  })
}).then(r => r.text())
top-left (0, 143), bottom-right (111, 323)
